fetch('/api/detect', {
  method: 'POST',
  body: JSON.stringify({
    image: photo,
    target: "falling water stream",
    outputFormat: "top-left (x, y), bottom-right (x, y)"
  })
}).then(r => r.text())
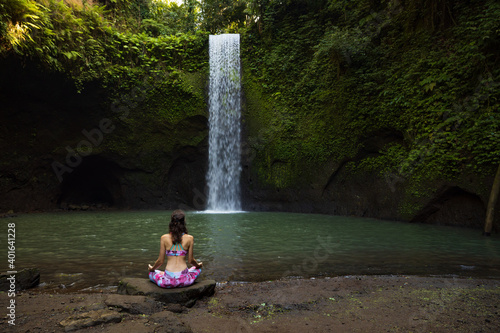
top-left (206, 34), bottom-right (242, 212)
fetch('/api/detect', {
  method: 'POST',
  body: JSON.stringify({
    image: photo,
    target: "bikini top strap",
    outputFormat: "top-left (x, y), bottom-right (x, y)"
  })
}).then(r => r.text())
top-left (169, 233), bottom-right (186, 250)
top-left (169, 242), bottom-right (185, 251)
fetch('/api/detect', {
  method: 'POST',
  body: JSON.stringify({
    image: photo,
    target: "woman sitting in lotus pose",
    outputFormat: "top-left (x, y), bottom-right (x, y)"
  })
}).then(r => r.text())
top-left (148, 209), bottom-right (203, 288)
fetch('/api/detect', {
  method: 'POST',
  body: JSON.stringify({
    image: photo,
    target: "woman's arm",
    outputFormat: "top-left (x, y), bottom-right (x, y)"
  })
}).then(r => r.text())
top-left (148, 236), bottom-right (166, 272)
top-left (188, 237), bottom-right (203, 269)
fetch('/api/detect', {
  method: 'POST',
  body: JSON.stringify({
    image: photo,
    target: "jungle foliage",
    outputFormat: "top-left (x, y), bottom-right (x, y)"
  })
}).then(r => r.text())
top-left (1, 0), bottom-right (499, 215)
top-left (240, 0), bottom-right (500, 212)
top-left (0, 0), bottom-right (208, 88)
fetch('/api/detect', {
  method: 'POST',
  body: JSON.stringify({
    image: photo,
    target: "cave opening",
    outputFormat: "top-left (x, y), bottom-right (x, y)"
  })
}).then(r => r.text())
top-left (411, 186), bottom-right (485, 228)
top-left (58, 156), bottom-right (122, 208)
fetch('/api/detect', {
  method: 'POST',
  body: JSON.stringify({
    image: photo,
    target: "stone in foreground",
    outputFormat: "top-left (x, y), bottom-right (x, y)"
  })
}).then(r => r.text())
top-left (117, 278), bottom-right (216, 307)
top-left (59, 309), bottom-right (122, 332)
top-left (0, 268), bottom-right (40, 292)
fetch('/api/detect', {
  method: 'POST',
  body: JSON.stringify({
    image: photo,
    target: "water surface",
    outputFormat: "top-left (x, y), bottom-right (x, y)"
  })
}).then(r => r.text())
top-left (2, 210), bottom-right (500, 291)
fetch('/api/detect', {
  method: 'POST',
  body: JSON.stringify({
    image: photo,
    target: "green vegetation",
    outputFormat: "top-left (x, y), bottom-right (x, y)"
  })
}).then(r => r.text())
top-left (0, 0), bottom-right (208, 100)
top-left (1, 0), bottom-right (499, 216)
top-left (240, 0), bottom-right (499, 216)
top-left (0, 0), bottom-right (210, 169)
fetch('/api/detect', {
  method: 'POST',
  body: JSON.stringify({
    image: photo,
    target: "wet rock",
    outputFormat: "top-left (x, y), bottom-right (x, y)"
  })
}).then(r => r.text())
top-left (105, 294), bottom-right (163, 315)
top-left (59, 309), bottom-right (122, 332)
top-left (0, 210), bottom-right (17, 218)
top-left (148, 311), bottom-right (193, 333)
top-left (117, 278), bottom-right (216, 307)
top-left (164, 303), bottom-right (188, 313)
top-left (411, 186), bottom-right (485, 227)
top-left (0, 268), bottom-right (40, 292)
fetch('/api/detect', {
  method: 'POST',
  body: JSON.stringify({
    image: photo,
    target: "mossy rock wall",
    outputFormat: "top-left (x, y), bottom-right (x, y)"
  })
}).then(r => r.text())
top-left (0, 56), bottom-right (209, 212)
top-left (238, 0), bottom-right (499, 230)
top-left (240, 56), bottom-right (497, 230)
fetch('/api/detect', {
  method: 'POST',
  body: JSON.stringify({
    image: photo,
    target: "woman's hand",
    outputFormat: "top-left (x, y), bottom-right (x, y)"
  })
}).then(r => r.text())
top-left (148, 264), bottom-right (154, 272)
top-left (197, 262), bottom-right (203, 269)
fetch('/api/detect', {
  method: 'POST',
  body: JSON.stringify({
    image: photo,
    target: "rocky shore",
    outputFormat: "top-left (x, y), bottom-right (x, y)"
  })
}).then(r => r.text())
top-left (1, 275), bottom-right (499, 332)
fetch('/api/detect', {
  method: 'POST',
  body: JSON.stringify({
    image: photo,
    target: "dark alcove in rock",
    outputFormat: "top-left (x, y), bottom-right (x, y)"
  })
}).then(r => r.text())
top-left (57, 156), bottom-right (123, 208)
top-left (411, 186), bottom-right (486, 228)
top-left (164, 144), bottom-right (208, 210)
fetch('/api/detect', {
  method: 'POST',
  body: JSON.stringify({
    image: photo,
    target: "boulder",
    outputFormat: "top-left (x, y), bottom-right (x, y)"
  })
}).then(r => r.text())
top-left (117, 278), bottom-right (216, 307)
top-left (0, 268), bottom-right (40, 292)
top-left (59, 309), bottom-right (122, 332)
top-left (0, 210), bottom-right (16, 218)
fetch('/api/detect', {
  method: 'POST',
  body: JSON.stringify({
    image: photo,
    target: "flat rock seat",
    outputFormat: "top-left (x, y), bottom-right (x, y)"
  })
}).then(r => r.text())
top-left (117, 278), bottom-right (216, 307)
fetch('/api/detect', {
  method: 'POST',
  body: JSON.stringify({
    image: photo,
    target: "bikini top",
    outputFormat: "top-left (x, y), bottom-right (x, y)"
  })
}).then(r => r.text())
top-left (166, 232), bottom-right (188, 256)
top-left (166, 242), bottom-right (188, 256)
top-left (166, 231), bottom-right (188, 257)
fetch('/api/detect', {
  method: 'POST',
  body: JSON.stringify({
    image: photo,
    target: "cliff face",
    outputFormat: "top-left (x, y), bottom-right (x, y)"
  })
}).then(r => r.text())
top-left (239, 129), bottom-right (492, 229)
top-left (234, 1), bottom-right (499, 230)
top-left (241, 156), bottom-right (491, 229)
top-left (239, 64), bottom-right (496, 230)
top-left (0, 56), bottom-right (496, 230)
top-left (0, 56), bottom-right (209, 212)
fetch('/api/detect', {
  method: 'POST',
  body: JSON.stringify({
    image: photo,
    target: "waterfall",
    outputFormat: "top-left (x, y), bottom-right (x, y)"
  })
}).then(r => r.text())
top-left (206, 34), bottom-right (242, 212)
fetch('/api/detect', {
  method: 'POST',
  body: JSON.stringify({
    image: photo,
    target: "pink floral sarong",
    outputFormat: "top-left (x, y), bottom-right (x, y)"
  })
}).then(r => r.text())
top-left (149, 267), bottom-right (201, 288)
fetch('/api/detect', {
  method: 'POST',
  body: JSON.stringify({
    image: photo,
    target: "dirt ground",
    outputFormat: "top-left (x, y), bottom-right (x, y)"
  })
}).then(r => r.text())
top-left (1, 275), bottom-right (500, 332)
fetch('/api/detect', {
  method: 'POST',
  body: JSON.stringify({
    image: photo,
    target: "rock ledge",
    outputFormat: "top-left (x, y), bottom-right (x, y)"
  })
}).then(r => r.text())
top-left (117, 278), bottom-right (216, 307)
top-left (59, 309), bottom-right (122, 332)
